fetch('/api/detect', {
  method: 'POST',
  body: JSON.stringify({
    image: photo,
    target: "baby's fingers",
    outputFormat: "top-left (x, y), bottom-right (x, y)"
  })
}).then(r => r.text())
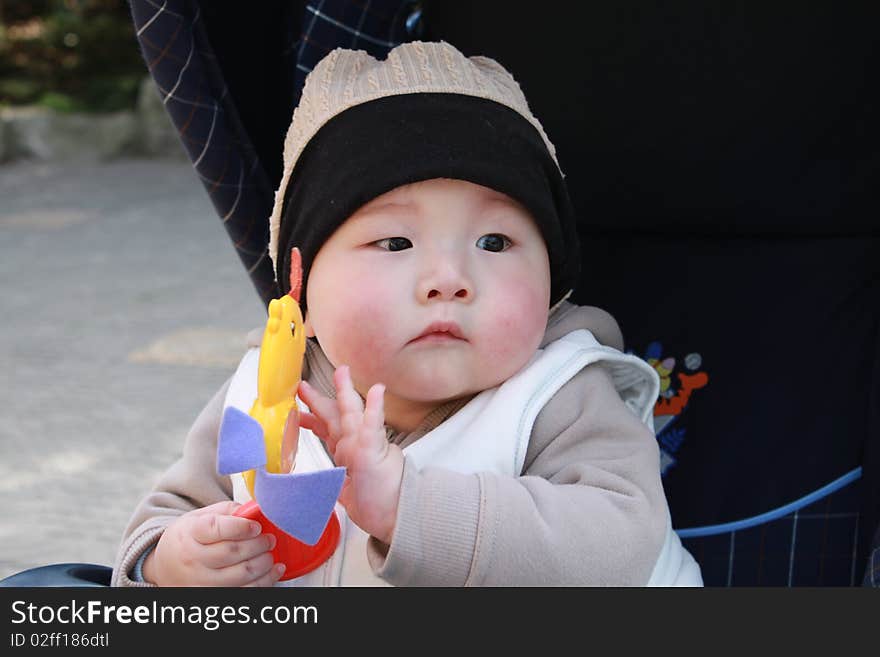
top-left (334, 366), bottom-right (364, 415)
top-left (215, 551), bottom-right (278, 587)
top-left (243, 563), bottom-right (286, 587)
top-left (299, 411), bottom-right (329, 440)
top-left (298, 380), bottom-right (340, 437)
top-left (334, 366), bottom-right (366, 438)
top-left (361, 384), bottom-right (386, 444)
top-left (191, 513), bottom-right (261, 546)
top-left (202, 533), bottom-right (276, 570)
top-left (190, 500), bottom-right (242, 517)
top-left (301, 411), bottom-right (341, 458)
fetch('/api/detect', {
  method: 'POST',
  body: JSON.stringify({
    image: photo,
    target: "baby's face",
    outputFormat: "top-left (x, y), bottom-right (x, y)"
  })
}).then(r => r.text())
top-left (304, 178), bottom-right (551, 428)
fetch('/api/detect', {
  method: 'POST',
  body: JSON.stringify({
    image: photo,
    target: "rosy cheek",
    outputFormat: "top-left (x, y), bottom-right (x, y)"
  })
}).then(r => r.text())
top-left (482, 283), bottom-right (548, 363)
top-left (317, 283), bottom-right (400, 380)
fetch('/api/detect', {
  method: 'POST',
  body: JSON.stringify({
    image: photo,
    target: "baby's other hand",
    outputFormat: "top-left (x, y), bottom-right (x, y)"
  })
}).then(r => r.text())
top-left (143, 501), bottom-right (285, 586)
top-left (299, 368), bottom-right (403, 544)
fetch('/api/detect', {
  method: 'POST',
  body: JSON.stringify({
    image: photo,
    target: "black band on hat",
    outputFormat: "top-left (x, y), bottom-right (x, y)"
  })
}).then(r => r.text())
top-left (277, 93), bottom-right (580, 309)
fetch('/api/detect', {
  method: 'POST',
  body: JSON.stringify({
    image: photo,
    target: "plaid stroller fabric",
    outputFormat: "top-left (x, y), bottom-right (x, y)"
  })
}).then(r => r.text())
top-left (679, 469), bottom-right (864, 586)
top-left (129, 0), bottom-right (419, 305)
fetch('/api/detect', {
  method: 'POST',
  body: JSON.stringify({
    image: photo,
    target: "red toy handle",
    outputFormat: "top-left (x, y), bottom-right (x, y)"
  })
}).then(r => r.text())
top-left (234, 500), bottom-right (340, 581)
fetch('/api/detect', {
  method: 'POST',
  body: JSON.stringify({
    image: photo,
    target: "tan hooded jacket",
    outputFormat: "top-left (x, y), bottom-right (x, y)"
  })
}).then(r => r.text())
top-left (112, 301), bottom-right (670, 586)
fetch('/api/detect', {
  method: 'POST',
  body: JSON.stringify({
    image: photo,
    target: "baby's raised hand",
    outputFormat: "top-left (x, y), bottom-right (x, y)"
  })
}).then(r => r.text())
top-left (298, 367), bottom-right (403, 544)
top-left (143, 501), bottom-right (285, 586)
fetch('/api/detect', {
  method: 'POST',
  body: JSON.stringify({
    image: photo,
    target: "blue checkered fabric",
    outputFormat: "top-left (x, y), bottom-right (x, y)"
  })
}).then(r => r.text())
top-left (678, 473), bottom-right (864, 586)
top-left (291, 0), bottom-right (420, 100)
top-left (129, 0), bottom-right (418, 304)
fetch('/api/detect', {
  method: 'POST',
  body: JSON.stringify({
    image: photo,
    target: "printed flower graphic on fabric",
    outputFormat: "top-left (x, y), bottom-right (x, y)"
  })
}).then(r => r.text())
top-left (641, 342), bottom-right (709, 476)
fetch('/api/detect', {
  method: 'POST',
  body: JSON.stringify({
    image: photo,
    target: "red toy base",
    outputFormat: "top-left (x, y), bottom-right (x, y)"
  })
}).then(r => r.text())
top-left (234, 500), bottom-right (340, 580)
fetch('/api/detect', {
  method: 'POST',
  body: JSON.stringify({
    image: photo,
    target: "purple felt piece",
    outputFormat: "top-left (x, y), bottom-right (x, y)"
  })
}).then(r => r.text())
top-left (216, 407), bottom-right (266, 475)
top-left (255, 466), bottom-right (346, 545)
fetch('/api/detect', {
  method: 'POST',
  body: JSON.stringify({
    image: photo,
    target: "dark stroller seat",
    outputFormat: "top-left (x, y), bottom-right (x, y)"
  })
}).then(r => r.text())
top-left (4, 0), bottom-right (876, 587)
top-left (0, 563), bottom-right (111, 588)
top-left (430, 3), bottom-right (880, 585)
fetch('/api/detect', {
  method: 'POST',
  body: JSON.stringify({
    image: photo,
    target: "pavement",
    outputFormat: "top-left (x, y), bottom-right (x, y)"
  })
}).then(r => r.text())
top-left (0, 157), bottom-right (267, 580)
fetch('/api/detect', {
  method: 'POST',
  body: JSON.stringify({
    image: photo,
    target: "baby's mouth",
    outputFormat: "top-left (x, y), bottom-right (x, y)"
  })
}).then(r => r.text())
top-left (409, 321), bottom-right (467, 344)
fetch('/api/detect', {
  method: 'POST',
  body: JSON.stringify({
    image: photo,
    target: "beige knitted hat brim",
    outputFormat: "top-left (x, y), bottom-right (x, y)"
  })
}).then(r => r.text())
top-left (267, 41), bottom-right (562, 279)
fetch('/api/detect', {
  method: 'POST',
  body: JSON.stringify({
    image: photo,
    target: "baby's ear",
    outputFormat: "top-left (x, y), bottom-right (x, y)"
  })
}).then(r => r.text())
top-left (288, 247), bottom-right (303, 302)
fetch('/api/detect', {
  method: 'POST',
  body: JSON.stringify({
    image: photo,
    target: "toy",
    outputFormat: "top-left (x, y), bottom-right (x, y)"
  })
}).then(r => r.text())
top-left (242, 288), bottom-right (305, 496)
top-left (216, 249), bottom-right (345, 580)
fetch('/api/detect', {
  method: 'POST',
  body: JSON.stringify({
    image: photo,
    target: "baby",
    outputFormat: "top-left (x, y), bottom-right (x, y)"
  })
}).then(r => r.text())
top-left (112, 42), bottom-right (701, 586)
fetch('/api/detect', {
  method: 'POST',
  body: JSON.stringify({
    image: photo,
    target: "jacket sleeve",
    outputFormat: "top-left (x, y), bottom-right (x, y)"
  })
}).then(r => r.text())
top-left (111, 378), bottom-right (234, 587)
top-left (366, 364), bottom-right (669, 586)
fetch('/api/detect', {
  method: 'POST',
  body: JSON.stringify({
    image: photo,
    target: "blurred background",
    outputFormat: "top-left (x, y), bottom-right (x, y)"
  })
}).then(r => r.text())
top-left (0, 1), bottom-right (264, 579)
top-left (1, 0), bottom-right (143, 113)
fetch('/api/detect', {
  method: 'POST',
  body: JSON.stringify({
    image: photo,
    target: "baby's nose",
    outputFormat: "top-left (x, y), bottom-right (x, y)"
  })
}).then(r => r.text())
top-left (417, 262), bottom-right (473, 303)
top-left (426, 286), bottom-right (469, 300)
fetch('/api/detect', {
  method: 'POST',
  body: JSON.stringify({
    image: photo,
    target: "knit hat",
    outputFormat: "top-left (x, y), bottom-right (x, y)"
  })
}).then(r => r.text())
top-left (269, 41), bottom-right (580, 308)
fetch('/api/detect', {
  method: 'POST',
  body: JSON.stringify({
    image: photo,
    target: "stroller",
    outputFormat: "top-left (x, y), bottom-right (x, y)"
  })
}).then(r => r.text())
top-left (3, 1), bottom-right (877, 587)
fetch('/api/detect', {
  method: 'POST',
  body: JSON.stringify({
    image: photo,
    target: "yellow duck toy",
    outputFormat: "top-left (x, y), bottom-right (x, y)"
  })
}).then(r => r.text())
top-left (241, 248), bottom-right (306, 497)
top-left (217, 248), bottom-right (344, 580)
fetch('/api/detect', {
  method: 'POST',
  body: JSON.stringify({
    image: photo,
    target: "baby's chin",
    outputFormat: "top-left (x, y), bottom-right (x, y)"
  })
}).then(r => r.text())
top-left (388, 372), bottom-right (499, 405)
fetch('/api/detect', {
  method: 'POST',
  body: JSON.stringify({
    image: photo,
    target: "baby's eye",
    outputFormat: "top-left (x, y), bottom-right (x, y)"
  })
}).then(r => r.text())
top-left (476, 233), bottom-right (511, 252)
top-left (373, 237), bottom-right (413, 252)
